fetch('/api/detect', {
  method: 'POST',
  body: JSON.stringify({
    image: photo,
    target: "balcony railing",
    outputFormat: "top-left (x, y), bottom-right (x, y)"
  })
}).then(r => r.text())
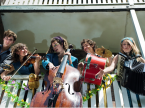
top-left (1, 0), bottom-right (130, 5)
top-left (0, 0), bottom-right (145, 12)
top-left (1, 0), bottom-right (145, 5)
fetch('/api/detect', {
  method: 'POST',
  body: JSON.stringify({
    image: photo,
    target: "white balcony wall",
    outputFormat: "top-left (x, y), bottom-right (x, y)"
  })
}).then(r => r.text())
top-left (1, 12), bottom-right (145, 53)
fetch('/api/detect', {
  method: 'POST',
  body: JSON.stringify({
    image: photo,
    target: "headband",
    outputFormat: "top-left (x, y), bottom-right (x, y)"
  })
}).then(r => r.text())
top-left (53, 36), bottom-right (64, 43)
top-left (121, 37), bottom-right (133, 44)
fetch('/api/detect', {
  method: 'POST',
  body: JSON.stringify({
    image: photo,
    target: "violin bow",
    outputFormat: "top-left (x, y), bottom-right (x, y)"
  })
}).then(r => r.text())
top-left (10, 49), bottom-right (37, 79)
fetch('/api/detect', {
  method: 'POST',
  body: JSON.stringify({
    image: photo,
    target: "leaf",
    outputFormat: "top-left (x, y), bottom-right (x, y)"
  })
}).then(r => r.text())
top-left (23, 83), bottom-right (26, 86)
top-left (8, 93), bottom-right (12, 97)
top-left (14, 97), bottom-right (19, 102)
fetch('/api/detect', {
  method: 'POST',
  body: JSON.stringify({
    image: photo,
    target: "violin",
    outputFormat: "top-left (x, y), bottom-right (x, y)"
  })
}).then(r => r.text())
top-left (24, 54), bottom-right (47, 66)
top-left (30, 45), bottom-right (83, 107)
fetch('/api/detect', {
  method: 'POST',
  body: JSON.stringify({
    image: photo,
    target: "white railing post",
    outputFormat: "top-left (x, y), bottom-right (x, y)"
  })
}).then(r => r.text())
top-left (129, 0), bottom-right (145, 58)
top-left (128, 0), bottom-right (134, 6)
top-left (130, 9), bottom-right (145, 58)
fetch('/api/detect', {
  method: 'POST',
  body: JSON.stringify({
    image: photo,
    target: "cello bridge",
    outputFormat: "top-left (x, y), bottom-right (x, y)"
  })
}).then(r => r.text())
top-left (53, 77), bottom-right (64, 89)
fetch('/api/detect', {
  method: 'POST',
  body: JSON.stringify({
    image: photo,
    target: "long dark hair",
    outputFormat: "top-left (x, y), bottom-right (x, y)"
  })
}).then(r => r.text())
top-left (46, 36), bottom-right (68, 54)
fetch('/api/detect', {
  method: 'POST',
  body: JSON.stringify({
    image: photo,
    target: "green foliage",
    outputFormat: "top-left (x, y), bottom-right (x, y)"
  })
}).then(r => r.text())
top-left (0, 78), bottom-right (30, 108)
top-left (82, 74), bottom-right (116, 103)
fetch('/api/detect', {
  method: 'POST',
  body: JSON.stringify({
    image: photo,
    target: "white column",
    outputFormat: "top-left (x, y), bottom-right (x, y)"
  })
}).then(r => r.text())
top-left (128, 0), bottom-right (134, 5)
top-left (130, 9), bottom-right (145, 58)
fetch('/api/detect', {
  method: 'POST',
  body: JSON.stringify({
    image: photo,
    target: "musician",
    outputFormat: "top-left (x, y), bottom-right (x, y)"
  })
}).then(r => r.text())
top-left (0, 30), bottom-right (17, 74)
top-left (42, 36), bottom-right (78, 88)
top-left (78, 39), bottom-right (112, 73)
top-left (95, 37), bottom-right (145, 79)
top-left (30, 37), bottom-right (82, 107)
top-left (95, 37), bottom-right (145, 106)
top-left (1, 43), bottom-right (41, 81)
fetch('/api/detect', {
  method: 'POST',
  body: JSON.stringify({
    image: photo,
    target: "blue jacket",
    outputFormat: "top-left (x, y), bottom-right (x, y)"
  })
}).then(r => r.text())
top-left (12, 62), bottom-right (34, 75)
top-left (42, 53), bottom-right (78, 70)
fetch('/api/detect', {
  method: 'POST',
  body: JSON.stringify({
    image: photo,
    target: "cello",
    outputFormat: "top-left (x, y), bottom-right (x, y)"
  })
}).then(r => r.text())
top-left (30, 48), bottom-right (82, 107)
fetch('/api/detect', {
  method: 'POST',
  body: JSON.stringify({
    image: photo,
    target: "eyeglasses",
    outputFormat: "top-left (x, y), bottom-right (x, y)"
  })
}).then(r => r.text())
top-left (5, 37), bottom-right (13, 42)
top-left (52, 43), bottom-right (59, 48)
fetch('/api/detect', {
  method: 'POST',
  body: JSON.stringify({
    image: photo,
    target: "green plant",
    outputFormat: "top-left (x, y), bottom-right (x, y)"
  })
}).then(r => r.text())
top-left (0, 78), bottom-right (30, 108)
top-left (82, 74), bottom-right (116, 102)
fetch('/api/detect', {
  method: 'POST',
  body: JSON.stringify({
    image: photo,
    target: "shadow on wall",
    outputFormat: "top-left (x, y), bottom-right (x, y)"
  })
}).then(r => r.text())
top-left (50, 33), bottom-right (77, 49)
top-left (5, 13), bottom-right (48, 29)
top-left (16, 30), bottom-right (49, 53)
top-left (92, 27), bottom-right (122, 53)
top-left (79, 12), bottom-right (128, 53)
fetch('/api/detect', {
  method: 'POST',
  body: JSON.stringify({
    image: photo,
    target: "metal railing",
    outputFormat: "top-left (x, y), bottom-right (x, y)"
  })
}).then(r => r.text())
top-left (0, 0), bottom-right (133, 6)
top-left (1, 0), bottom-right (145, 6)
top-left (0, 0), bottom-right (145, 12)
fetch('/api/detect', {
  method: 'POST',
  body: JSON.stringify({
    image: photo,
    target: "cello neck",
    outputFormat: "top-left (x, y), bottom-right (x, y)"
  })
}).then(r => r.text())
top-left (56, 49), bottom-right (70, 77)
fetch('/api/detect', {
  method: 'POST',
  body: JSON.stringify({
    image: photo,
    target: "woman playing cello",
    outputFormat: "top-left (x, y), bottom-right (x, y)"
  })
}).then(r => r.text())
top-left (30, 36), bottom-right (82, 107)
top-left (42, 36), bottom-right (78, 88)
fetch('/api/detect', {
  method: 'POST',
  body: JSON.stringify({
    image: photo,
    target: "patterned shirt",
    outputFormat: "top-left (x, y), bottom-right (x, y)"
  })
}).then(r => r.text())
top-left (0, 44), bottom-right (12, 73)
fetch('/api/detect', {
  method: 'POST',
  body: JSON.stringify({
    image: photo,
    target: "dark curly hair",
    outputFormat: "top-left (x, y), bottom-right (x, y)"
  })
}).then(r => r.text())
top-left (81, 39), bottom-right (97, 52)
top-left (46, 36), bottom-right (68, 54)
top-left (11, 43), bottom-right (31, 62)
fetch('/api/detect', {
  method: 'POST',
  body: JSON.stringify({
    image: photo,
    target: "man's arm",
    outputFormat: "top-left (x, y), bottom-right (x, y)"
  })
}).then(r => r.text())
top-left (1, 65), bottom-right (15, 81)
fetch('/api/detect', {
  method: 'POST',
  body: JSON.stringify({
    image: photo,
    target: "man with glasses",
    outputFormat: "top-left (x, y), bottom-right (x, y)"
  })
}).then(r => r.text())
top-left (0, 29), bottom-right (17, 74)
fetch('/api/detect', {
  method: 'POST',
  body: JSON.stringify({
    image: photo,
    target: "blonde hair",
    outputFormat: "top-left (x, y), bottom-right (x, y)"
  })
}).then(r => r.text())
top-left (120, 37), bottom-right (144, 62)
